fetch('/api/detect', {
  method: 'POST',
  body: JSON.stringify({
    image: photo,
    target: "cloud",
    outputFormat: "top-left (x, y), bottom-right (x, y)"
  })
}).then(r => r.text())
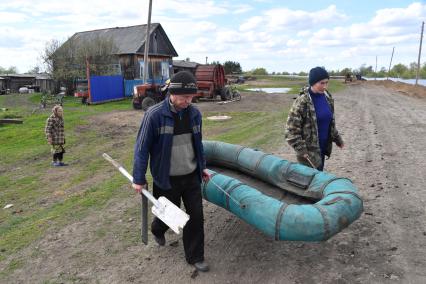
top-left (0, 11), bottom-right (27, 24)
top-left (240, 5), bottom-right (348, 32)
top-left (371, 2), bottom-right (426, 27)
top-left (1, 1), bottom-right (426, 73)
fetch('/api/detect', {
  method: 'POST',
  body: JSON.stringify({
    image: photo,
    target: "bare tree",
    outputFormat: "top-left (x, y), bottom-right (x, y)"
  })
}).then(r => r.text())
top-left (41, 36), bottom-right (119, 94)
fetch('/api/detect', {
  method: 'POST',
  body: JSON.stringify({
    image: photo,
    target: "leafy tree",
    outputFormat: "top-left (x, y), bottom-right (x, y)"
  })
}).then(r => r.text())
top-left (0, 66), bottom-right (18, 74)
top-left (223, 61), bottom-right (242, 74)
top-left (340, 68), bottom-right (352, 76)
top-left (251, 67), bottom-right (268, 75)
top-left (358, 64), bottom-right (374, 76)
top-left (390, 63), bottom-right (408, 78)
top-left (27, 66), bottom-right (40, 74)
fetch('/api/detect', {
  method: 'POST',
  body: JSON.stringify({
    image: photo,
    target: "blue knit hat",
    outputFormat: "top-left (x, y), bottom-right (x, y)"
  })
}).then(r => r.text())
top-left (309, 67), bottom-right (329, 86)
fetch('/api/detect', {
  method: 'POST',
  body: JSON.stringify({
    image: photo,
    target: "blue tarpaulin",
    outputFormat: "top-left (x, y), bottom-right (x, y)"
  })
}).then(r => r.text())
top-left (90, 75), bottom-right (124, 103)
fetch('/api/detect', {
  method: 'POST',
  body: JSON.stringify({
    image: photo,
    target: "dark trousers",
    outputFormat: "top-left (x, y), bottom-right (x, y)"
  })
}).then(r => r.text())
top-left (151, 171), bottom-right (204, 264)
top-left (53, 152), bottom-right (64, 162)
top-left (318, 154), bottom-right (325, 171)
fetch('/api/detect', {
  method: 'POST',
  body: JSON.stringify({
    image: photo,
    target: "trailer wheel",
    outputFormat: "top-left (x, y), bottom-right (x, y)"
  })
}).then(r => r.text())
top-left (142, 97), bottom-right (156, 111)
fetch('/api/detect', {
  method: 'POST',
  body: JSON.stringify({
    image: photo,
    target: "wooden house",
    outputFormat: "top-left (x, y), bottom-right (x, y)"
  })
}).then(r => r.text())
top-left (60, 23), bottom-right (178, 83)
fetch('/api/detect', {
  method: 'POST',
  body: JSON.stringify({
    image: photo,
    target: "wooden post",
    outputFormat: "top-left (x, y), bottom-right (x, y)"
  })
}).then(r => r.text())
top-left (387, 47), bottom-right (395, 80)
top-left (0, 119), bottom-right (23, 124)
top-left (143, 0), bottom-right (153, 84)
top-left (416, 21), bottom-right (424, 86)
top-left (86, 57), bottom-right (91, 103)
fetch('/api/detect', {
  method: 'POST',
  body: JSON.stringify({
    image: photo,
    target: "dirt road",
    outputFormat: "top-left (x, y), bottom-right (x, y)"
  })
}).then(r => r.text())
top-left (4, 83), bottom-right (426, 283)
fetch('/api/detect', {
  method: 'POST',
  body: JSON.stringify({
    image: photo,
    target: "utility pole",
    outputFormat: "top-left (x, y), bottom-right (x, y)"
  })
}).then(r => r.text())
top-left (141, 0), bottom-right (152, 245)
top-left (387, 47), bottom-right (395, 80)
top-left (206, 56), bottom-right (208, 64)
top-left (142, 0), bottom-right (153, 84)
top-left (416, 21), bottom-right (424, 86)
top-left (375, 55), bottom-right (378, 80)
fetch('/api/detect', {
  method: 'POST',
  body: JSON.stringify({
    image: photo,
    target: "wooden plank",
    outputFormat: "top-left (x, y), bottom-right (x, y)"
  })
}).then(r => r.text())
top-left (0, 119), bottom-right (23, 124)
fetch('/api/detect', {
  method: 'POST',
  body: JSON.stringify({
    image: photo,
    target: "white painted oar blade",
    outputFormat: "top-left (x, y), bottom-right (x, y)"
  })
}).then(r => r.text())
top-left (152, 197), bottom-right (190, 234)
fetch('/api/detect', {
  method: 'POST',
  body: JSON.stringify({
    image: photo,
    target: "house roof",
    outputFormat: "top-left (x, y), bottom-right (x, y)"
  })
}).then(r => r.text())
top-left (0, 74), bottom-right (36, 78)
top-left (173, 60), bottom-right (199, 69)
top-left (34, 73), bottom-right (52, 80)
top-left (69, 23), bottom-right (178, 57)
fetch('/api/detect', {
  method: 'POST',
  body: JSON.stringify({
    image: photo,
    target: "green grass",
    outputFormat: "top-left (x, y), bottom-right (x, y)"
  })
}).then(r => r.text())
top-left (203, 111), bottom-right (287, 150)
top-left (327, 79), bottom-right (346, 93)
top-left (229, 75), bottom-right (304, 90)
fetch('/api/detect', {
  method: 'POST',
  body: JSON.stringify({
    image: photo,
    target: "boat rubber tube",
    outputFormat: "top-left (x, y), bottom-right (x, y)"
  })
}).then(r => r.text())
top-left (202, 141), bottom-right (363, 241)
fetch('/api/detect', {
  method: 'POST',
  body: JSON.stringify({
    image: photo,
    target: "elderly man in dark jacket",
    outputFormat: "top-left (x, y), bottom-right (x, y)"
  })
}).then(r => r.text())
top-left (132, 71), bottom-right (210, 272)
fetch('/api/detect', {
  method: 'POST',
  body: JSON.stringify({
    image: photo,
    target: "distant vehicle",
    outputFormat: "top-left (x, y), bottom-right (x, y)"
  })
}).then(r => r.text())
top-left (226, 74), bottom-right (245, 84)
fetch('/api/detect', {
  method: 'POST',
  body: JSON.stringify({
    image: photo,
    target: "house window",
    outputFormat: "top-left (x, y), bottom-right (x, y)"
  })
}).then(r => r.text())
top-left (139, 59), bottom-right (170, 83)
top-left (139, 60), bottom-right (151, 82)
top-left (161, 62), bottom-right (169, 80)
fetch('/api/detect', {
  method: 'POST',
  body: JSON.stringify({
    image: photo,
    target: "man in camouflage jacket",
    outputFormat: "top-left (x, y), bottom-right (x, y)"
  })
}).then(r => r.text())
top-left (285, 86), bottom-right (344, 170)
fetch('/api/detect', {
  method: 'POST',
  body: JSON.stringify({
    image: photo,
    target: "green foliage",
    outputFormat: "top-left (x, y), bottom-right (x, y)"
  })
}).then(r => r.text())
top-left (250, 68), bottom-right (268, 75)
top-left (41, 36), bottom-right (119, 94)
top-left (223, 61), bottom-right (242, 74)
top-left (0, 66), bottom-right (18, 74)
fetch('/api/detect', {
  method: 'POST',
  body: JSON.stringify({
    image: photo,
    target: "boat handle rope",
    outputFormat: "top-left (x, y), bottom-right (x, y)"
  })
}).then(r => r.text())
top-left (319, 177), bottom-right (354, 196)
top-left (208, 178), bottom-right (246, 209)
top-left (324, 190), bottom-right (362, 202)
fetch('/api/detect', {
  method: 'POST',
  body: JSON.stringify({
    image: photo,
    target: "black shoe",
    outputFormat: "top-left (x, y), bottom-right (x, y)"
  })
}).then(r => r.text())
top-left (153, 234), bottom-right (165, 246)
top-left (194, 261), bottom-right (209, 272)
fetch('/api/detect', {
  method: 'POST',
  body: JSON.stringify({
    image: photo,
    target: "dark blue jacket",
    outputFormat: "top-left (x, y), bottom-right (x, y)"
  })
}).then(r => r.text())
top-left (133, 97), bottom-right (206, 190)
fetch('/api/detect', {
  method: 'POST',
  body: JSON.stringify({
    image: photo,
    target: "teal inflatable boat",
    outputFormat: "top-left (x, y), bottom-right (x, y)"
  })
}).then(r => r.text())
top-left (202, 141), bottom-right (363, 241)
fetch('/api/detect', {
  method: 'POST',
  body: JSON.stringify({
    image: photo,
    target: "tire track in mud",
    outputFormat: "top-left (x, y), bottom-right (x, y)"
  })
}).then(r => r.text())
top-left (361, 85), bottom-right (426, 282)
top-left (329, 84), bottom-right (426, 282)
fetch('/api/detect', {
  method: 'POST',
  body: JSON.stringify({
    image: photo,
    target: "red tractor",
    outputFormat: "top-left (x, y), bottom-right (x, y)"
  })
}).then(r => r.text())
top-left (132, 81), bottom-right (169, 111)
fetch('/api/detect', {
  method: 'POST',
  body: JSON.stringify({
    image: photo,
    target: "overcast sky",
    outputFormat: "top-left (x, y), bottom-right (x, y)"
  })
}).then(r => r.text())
top-left (1, 0), bottom-right (425, 73)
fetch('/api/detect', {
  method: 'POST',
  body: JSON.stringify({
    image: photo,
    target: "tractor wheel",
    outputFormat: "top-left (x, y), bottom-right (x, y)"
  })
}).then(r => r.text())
top-left (141, 97), bottom-right (156, 111)
top-left (133, 99), bottom-right (142, 109)
top-left (220, 88), bottom-right (231, 101)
